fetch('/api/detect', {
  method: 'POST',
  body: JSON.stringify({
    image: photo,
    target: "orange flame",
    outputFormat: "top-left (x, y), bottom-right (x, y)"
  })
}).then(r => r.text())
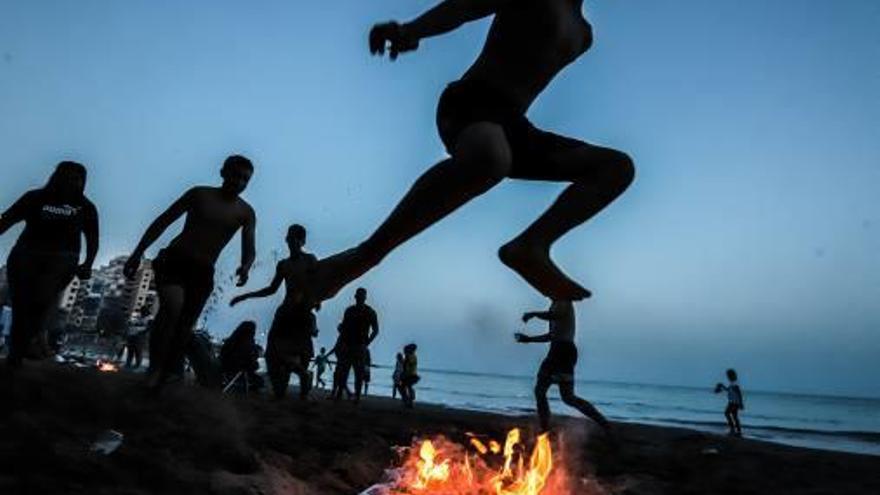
top-left (387, 428), bottom-right (569, 495)
top-left (96, 360), bottom-right (119, 372)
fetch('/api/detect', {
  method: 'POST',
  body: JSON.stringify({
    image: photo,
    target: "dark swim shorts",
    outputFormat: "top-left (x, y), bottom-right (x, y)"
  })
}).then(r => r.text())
top-left (152, 247), bottom-right (215, 330)
top-left (436, 78), bottom-right (585, 177)
top-left (266, 303), bottom-right (315, 362)
top-left (538, 341), bottom-right (578, 384)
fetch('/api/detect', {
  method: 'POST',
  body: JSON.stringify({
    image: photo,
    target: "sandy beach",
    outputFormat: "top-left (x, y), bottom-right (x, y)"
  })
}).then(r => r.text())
top-left (1, 362), bottom-right (878, 495)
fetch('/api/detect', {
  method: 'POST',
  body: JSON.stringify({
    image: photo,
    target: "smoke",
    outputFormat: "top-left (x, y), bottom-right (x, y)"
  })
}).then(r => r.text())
top-left (465, 302), bottom-right (511, 338)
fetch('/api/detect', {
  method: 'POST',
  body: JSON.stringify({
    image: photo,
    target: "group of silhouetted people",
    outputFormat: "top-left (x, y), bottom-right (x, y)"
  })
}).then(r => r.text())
top-left (1, 0), bottom-right (648, 434)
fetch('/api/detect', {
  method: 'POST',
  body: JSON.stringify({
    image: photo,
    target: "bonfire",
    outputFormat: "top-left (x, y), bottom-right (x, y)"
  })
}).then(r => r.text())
top-left (363, 428), bottom-right (598, 495)
top-left (96, 360), bottom-right (119, 372)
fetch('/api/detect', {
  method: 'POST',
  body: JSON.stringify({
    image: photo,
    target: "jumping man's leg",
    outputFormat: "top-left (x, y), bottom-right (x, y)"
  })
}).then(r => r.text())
top-left (316, 123), bottom-right (512, 298)
top-left (500, 142), bottom-right (634, 299)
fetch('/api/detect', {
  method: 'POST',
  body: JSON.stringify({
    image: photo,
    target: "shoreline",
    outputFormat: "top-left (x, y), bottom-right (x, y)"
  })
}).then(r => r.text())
top-left (2, 361), bottom-right (880, 494)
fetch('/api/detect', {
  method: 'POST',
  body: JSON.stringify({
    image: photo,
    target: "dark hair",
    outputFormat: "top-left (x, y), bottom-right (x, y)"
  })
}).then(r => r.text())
top-left (726, 368), bottom-right (738, 381)
top-left (45, 161), bottom-right (87, 195)
top-left (222, 155), bottom-right (254, 173)
top-left (404, 343), bottom-right (417, 353)
top-left (355, 287), bottom-right (367, 297)
top-left (287, 224), bottom-right (306, 242)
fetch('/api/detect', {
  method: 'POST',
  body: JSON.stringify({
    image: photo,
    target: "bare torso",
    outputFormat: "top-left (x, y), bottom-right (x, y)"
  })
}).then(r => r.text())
top-left (279, 252), bottom-right (318, 307)
top-left (167, 187), bottom-right (253, 265)
top-left (548, 300), bottom-right (575, 343)
top-left (464, 0), bottom-right (592, 113)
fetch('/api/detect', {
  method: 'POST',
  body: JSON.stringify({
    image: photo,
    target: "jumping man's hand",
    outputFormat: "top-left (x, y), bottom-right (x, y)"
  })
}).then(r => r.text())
top-left (229, 295), bottom-right (245, 307)
top-left (369, 22), bottom-right (419, 60)
top-left (514, 332), bottom-right (528, 343)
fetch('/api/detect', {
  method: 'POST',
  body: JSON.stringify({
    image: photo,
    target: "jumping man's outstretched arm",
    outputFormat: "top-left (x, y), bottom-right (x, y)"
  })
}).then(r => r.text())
top-left (123, 188), bottom-right (195, 278)
top-left (230, 261), bottom-right (283, 306)
top-left (404, 0), bottom-right (513, 40)
top-left (370, 0), bottom-right (513, 59)
top-left (237, 206), bottom-right (256, 287)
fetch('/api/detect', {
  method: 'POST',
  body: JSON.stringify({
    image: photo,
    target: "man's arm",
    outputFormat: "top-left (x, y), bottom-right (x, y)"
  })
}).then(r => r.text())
top-left (236, 205), bottom-right (256, 287)
top-left (514, 332), bottom-right (552, 344)
top-left (367, 309), bottom-right (380, 345)
top-left (370, 0), bottom-right (514, 59)
top-left (123, 188), bottom-right (194, 278)
top-left (404, 0), bottom-right (512, 40)
top-left (78, 202), bottom-right (99, 279)
top-left (522, 310), bottom-right (557, 323)
top-left (230, 262), bottom-right (283, 306)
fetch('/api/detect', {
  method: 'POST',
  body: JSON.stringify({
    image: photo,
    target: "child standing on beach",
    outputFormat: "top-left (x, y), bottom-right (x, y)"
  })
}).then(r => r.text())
top-left (400, 344), bottom-right (420, 408)
top-left (715, 368), bottom-right (745, 437)
top-left (515, 299), bottom-right (611, 434)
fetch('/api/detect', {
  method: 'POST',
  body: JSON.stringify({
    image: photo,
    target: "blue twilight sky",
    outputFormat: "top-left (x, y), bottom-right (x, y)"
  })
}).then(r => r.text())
top-left (1, 1), bottom-right (878, 397)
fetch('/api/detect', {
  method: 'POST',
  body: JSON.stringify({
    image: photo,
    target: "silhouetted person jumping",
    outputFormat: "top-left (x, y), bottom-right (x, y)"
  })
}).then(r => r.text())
top-left (333, 287), bottom-right (379, 403)
top-left (515, 299), bottom-right (610, 433)
top-left (715, 368), bottom-right (745, 437)
top-left (231, 224), bottom-right (318, 400)
top-left (124, 155), bottom-right (256, 390)
top-left (316, 0), bottom-right (634, 301)
top-left (0, 162), bottom-right (99, 369)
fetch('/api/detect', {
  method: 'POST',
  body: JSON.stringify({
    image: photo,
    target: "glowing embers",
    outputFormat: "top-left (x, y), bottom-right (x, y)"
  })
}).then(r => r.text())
top-left (96, 360), bottom-right (119, 372)
top-left (385, 428), bottom-right (568, 495)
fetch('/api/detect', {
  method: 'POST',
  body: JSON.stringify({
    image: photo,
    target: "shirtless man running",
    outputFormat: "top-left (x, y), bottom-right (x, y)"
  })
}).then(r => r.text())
top-left (230, 224), bottom-right (318, 399)
top-left (316, 0), bottom-right (634, 301)
top-left (515, 299), bottom-right (610, 433)
top-left (124, 155), bottom-right (256, 389)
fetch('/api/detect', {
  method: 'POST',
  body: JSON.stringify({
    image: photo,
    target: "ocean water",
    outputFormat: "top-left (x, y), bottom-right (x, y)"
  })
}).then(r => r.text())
top-left (357, 365), bottom-right (880, 456)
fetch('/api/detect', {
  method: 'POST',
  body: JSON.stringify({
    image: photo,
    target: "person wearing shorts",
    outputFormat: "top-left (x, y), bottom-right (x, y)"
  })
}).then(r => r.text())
top-left (516, 299), bottom-right (610, 433)
top-left (231, 224), bottom-right (318, 399)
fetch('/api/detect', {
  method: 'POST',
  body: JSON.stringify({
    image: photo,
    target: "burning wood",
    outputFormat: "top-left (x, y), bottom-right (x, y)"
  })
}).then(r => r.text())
top-left (364, 428), bottom-right (583, 495)
top-left (96, 360), bottom-right (119, 372)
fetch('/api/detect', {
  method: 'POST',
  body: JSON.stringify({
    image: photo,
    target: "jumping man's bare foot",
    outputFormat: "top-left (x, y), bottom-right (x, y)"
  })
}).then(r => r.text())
top-left (314, 245), bottom-right (380, 301)
top-left (499, 239), bottom-right (591, 300)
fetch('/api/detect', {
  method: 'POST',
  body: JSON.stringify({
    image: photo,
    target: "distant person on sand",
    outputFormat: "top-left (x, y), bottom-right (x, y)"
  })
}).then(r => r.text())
top-left (400, 343), bottom-right (420, 408)
top-left (515, 299), bottom-right (610, 433)
top-left (230, 224), bottom-right (318, 400)
top-left (362, 348), bottom-right (372, 396)
top-left (1, 162), bottom-right (99, 370)
top-left (333, 288), bottom-right (379, 403)
top-left (313, 347), bottom-right (332, 389)
top-left (715, 368), bottom-right (745, 437)
top-left (314, 0), bottom-right (634, 302)
top-left (327, 333), bottom-right (354, 400)
top-left (123, 155), bottom-right (256, 390)
top-left (392, 351), bottom-right (405, 399)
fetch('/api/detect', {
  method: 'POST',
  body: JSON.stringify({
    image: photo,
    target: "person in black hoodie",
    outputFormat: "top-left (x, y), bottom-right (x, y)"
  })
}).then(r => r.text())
top-left (1, 161), bottom-right (99, 369)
